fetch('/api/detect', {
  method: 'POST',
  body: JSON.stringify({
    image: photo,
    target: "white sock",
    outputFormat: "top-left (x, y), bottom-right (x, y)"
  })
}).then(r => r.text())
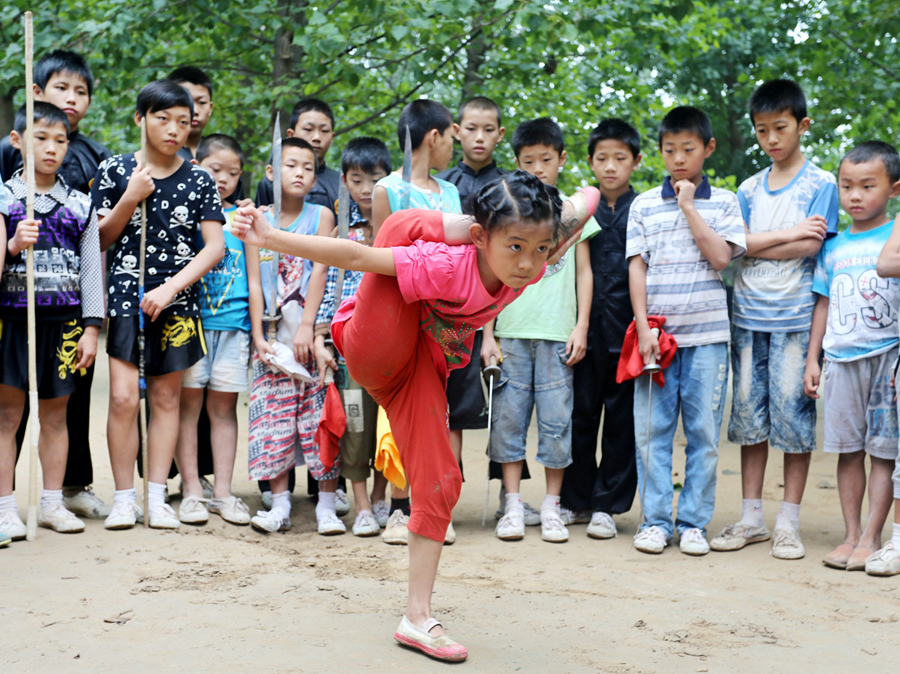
top-left (775, 501), bottom-right (800, 531)
top-left (892, 523), bottom-right (900, 548)
top-left (113, 488), bottom-right (137, 505)
top-left (541, 494), bottom-right (560, 515)
top-left (316, 491), bottom-right (336, 517)
top-left (147, 482), bottom-right (167, 511)
top-left (505, 492), bottom-right (523, 515)
top-left (41, 489), bottom-right (63, 512)
top-left (740, 499), bottom-right (764, 528)
top-left (0, 494), bottom-right (17, 512)
top-left (271, 491), bottom-right (291, 518)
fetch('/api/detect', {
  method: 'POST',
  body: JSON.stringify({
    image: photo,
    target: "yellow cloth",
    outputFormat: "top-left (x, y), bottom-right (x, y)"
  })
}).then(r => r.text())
top-left (375, 407), bottom-right (406, 490)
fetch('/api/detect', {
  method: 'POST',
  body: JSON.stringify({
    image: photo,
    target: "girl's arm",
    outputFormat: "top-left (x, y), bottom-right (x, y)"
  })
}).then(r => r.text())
top-left (803, 294), bottom-right (829, 399)
top-left (371, 185), bottom-right (391, 237)
top-left (295, 208), bottom-right (334, 363)
top-left (877, 219), bottom-right (900, 278)
top-left (481, 319), bottom-right (501, 366)
top-left (246, 243), bottom-right (273, 359)
top-left (233, 204), bottom-right (396, 276)
top-left (98, 161), bottom-right (155, 251)
top-left (566, 240), bottom-right (592, 366)
top-left (140, 219), bottom-right (225, 321)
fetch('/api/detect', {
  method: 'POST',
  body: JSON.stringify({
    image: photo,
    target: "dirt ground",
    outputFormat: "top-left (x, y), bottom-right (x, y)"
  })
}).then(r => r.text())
top-left (4, 342), bottom-right (900, 673)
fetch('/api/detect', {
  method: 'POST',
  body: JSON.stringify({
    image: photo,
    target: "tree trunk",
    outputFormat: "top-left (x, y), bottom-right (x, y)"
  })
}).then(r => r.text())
top-left (273, 0), bottom-right (308, 133)
top-left (460, 5), bottom-right (488, 105)
top-left (0, 87), bottom-right (16, 138)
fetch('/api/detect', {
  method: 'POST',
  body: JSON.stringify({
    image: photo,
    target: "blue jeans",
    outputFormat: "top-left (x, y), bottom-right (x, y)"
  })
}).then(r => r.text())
top-left (633, 343), bottom-right (728, 538)
top-left (489, 338), bottom-right (573, 469)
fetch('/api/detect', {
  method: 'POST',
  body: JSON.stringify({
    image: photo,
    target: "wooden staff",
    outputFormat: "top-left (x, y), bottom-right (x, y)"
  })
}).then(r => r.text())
top-left (24, 10), bottom-right (40, 542)
top-left (138, 119), bottom-right (150, 526)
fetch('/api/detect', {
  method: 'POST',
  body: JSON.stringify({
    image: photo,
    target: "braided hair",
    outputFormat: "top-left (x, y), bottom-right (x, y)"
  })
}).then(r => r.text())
top-left (472, 170), bottom-right (570, 243)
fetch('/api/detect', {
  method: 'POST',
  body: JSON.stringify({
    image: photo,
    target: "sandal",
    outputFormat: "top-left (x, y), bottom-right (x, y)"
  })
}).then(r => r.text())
top-left (394, 615), bottom-right (468, 662)
top-left (823, 542), bottom-right (855, 569)
top-left (846, 545), bottom-right (875, 572)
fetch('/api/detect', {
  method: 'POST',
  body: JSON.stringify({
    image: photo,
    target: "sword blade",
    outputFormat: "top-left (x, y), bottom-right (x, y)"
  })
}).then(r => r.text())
top-left (399, 124), bottom-right (412, 211)
top-left (334, 179), bottom-right (351, 303)
top-left (268, 112), bottom-right (283, 341)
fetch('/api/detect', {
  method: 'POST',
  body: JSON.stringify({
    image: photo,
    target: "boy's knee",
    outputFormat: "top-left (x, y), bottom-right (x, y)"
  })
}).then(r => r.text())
top-left (37, 398), bottom-right (69, 429)
top-left (109, 387), bottom-right (139, 415)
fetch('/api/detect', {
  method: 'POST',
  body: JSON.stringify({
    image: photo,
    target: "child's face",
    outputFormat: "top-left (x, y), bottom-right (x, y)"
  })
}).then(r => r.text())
top-left (10, 121), bottom-right (69, 177)
top-left (431, 127), bottom-right (455, 172)
top-left (343, 166), bottom-right (388, 212)
top-left (267, 146), bottom-right (318, 199)
top-left (177, 82), bottom-right (213, 137)
top-left (289, 111), bottom-right (333, 164)
top-left (659, 131), bottom-right (714, 183)
top-left (473, 219), bottom-right (555, 290)
top-left (838, 158), bottom-right (900, 226)
top-left (753, 109), bottom-right (809, 162)
top-left (36, 72), bottom-right (90, 132)
top-left (457, 108), bottom-right (504, 165)
top-left (199, 148), bottom-right (242, 202)
top-left (516, 144), bottom-right (566, 186)
top-left (137, 106), bottom-right (192, 156)
top-left (589, 139), bottom-right (640, 194)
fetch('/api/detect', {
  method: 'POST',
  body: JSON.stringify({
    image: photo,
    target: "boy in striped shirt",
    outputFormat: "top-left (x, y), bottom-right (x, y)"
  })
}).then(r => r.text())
top-left (626, 106), bottom-right (746, 556)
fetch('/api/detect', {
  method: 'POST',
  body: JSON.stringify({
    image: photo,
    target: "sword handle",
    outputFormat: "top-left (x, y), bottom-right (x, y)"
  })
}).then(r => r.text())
top-left (643, 327), bottom-right (661, 374)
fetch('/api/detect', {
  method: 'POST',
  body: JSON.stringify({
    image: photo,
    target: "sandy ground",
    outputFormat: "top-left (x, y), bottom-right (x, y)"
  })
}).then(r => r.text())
top-left (4, 341), bottom-right (900, 673)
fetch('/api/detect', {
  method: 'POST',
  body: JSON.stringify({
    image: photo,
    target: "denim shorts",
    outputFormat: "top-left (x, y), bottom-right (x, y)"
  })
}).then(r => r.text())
top-left (488, 337), bottom-right (573, 469)
top-left (182, 328), bottom-right (250, 392)
top-left (728, 327), bottom-right (816, 453)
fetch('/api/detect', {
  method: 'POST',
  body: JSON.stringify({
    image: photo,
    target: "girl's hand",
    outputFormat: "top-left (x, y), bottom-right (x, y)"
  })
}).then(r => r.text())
top-left (232, 202), bottom-right (271, 248)
top-left (566, 325), bottom-right (588, 366)
top-left (314, 336), bottom-right (338, 386)
top-left (74, 325), bottom-right (100, 370)
top-left (293, 324), bottom-right (314, 363)
top-left (254, 335), bottom-right (275, 361)
top-left (481, 335), bottom-right (502, 367)
top-left (140, 284), bottom-right (176, 321)
top-left (9, 218), bottom-right (40, 256)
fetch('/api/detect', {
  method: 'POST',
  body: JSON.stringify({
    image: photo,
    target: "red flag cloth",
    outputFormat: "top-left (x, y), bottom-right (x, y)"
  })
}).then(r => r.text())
top-left (316, 382), bottom-right (347, 471)
top-left (616, 316), bottom-right (677, 387)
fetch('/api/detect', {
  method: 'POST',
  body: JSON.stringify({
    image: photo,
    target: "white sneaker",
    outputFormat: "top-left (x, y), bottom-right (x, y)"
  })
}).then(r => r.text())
top-left (866, 541), bottom-right (900, 576)
top-left (39, 503), bottom-right (85, 533)
top-left (679, 527), bottom-right (710, 556)
top-left (495, 509), bottom-right (525, 541)
top-left (541, 510), bottom-right (569, 543)
top-left (710, 521), bottom-right (771, 551)
top-left (207, 496), bottom-right (251, 525)
top-left (352, 509), bottom-right (380, 536)
top-left (559, 507), bottom-right (591, 525)
top-left (149, 503), bottom-right (181, 530)
top-left (260, 490), bottom-right (273, 510)
top-left (178, 496), bottom-right (209, 524)
top-left (382, 510), bottom-right (409, 545)
top-left (334, 488), bottom-right (351, 516)
top-left (0, 509), bottom-right (27, 540)
top-left (444, 521), bottom-right (456, 545)
top-left (251, 509), bottom-right (290, 533)
top-left (63, 487), bottom-right (112, 519)
top-left (586, 511), bottom-right (617, 539)
top-left (372, 499), bottom-right (390, 528)
top-left (317, 508), bottom-right (346, 535)
top-left (634, 525), bottom-right (668, 554)
top-left (104, 501), bottom-right (143, 530)
top-left (771, 527), bottom-right (805, 560)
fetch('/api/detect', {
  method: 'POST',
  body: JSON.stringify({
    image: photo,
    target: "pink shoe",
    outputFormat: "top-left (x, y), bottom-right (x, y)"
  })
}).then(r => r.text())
top-left (394, 615), bottom-right (468, 662)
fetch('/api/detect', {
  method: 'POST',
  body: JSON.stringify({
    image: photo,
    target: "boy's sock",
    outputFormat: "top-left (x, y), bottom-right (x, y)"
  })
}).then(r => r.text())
top-left (113, 488), bottom-right (137, 505)
top-left (0, 494), bottom-right (17, 512)
top-left (40, 489), bottom-right (63, 513)
top-left (505, 492), bottom-right (524, 515)
top-left (774, 501), bottom-right (800, 532)
top-left (739, 499), bottom-right (764, 528)
top-left (147, 482), bottom-right (167, 511)
top-left (316, 491), bottom-right (336, 517)
top-left (541, 494), bottom-right (560, 516)
top-left (271, 490), bottom-right (291, 519)
top-left (390, 497), bottom-right (411, 517)
top-left (892, 523), bottom-right (900, 548)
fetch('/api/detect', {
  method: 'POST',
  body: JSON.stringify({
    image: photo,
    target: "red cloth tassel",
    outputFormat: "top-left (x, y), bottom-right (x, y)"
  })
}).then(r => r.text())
top-left (316, 382), bottom-right (346, 471)
top-left (616, 316), bottom-right (677, 387)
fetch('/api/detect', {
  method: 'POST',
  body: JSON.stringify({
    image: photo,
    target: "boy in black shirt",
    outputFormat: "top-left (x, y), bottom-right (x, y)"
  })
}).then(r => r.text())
top-left (560, 119), bottom-right (642, 538)
top-left (93, 80), bottom-right (225, 531)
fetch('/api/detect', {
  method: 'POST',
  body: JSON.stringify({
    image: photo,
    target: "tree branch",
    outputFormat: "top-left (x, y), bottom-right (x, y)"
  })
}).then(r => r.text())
top-left (827, 29), bottom-right (900, 84)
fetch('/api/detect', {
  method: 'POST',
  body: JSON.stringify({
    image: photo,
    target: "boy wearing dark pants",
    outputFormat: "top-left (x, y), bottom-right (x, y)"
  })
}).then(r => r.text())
top-left (561, 119), bottom-right (641, 539)
top-left (627, 106), bottom-right (745, 556)
top-left (0, 51), bottom-right (112, 520)
top-left (712, 80), bottom-right (838, 560)
top-left (0, 103), bottom-right (102, 538)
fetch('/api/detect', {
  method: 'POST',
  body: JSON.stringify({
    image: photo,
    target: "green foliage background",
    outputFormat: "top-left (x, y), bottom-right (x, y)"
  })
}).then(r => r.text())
top-left (1, 0), bottom-right (898, 198)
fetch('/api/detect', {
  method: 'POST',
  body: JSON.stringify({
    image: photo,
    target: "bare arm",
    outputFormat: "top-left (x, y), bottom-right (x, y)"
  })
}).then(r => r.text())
top-left (98, 162), bottom-right (155, 251)
top-left (877, 219), bottom-right (900, 278)
top-left (295, 208), bottom-right (335, 362)
top-left (628, 254), bottom-right (659, 365)
top-left (480, 319), bottom-right (501, 366)
top-left (246, 243), bottom-right (273, 358)
top-left (566, 240), bottom-right (592, 365)
top-left (803, 294), bottom-right (829, 399)
top-left (371, 185), bottom-right (391, 238)
top-left (745, 215), bottom-right (828, 259)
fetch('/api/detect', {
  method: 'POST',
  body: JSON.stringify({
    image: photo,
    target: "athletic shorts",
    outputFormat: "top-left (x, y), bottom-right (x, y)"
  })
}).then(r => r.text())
top-left (0, 317), bottom-right (83, 399)
top-left (447, 329), bottom-right (488, 430)
top-left (107, 314), bottom-right (206, 377)
top-left (183, 328), bottom-right (250, 392)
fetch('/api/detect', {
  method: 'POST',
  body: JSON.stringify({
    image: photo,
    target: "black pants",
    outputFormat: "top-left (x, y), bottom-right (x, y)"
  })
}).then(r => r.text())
top-left (561, 348), bottom-right (636, 514)
top-left (15, 363), bottom-right (95, 487)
